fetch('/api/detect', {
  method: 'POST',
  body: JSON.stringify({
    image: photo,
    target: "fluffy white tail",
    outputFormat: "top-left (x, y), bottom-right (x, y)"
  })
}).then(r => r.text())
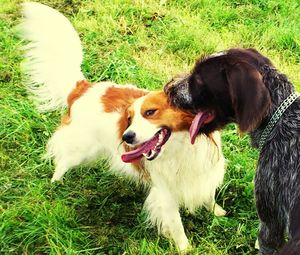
top-left (20, 2), bottom-right (84, 111)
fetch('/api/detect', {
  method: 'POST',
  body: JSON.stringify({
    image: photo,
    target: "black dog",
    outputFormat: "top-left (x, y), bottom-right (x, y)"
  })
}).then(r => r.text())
top-left (164, 48), bottom-right (300, 254)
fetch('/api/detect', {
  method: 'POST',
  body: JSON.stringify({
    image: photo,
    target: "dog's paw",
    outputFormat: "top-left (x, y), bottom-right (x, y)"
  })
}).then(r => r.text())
top-left (51, 174), bottom-right (63, 183)
top-left (255, 239), bottom-right (260, 250)
top-left (177, 238), bottom-right (191, 254)
top-left (214, 203), bottom-right (227, 217)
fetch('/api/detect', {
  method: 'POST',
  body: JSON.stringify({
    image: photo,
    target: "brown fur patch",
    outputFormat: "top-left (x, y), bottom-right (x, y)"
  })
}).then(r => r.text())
top-left (59, 80), bottom-right (92, 126)
top-left (101, 86), bottom-right (148, 175)
top-left (67, 80), bottom-right (92, 111)
top-left (101, 86), bottom-right (147, 114)
top-left (140, 91), bottom-right (195, 131)
top-left (101, 86), bottom-right (147, 138)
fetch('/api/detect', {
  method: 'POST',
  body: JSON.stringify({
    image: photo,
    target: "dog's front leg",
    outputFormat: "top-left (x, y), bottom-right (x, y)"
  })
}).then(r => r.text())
top-left (257, 221), bottom-right (285, 255)
top-left (204, 195), bottom-right (226, 217)
top-left (144, 186), bottom-right (189, 252)
top-left (255, 187), bottom-right (286, 254)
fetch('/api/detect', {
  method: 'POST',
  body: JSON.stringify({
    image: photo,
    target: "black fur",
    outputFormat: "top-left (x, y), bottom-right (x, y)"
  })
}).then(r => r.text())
top-left (164, 48), bottom-right (300, 254)
top-left (251, 65), bottom-right (300, 254)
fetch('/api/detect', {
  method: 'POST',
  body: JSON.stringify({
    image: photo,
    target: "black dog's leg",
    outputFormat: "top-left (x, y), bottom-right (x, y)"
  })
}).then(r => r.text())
top-left (255, 182), bottom-right (285, 253)
top-left (278, 197), bottom-right (300, 255)
top-left (255, 188), bottom-right (286, 255)
top-left (258, 220), bottom-right (285, 255)
top-left (288, 197), bottom-right (300, 240)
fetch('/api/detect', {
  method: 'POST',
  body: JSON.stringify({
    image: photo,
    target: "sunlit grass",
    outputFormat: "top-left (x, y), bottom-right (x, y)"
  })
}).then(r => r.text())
top-left (1, 0), bottom-right (299, 254)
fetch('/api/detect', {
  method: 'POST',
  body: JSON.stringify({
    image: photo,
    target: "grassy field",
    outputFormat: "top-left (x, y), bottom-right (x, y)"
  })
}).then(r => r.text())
top-left (1, 0), bottom-right (299, 254)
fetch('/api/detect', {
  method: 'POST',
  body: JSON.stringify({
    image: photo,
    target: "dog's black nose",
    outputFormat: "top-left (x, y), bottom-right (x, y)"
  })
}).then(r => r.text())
top-left (122, 131), bottom-right (136, 144)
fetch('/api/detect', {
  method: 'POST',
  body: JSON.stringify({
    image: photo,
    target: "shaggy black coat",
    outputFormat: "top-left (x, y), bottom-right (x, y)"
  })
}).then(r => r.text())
top-left (164, 48), bottom-right (300, 254)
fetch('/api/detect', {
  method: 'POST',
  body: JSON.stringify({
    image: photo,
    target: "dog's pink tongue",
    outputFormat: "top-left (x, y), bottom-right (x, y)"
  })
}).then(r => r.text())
top-left (121, 147), bottom-right (144, 163)
top-left (189, 112), bottom-right (205, 145)
top-left (121, 139), bottom-right (155, 163)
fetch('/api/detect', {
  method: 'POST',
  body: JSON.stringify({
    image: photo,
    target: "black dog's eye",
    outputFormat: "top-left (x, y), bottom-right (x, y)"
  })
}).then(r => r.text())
top-left (144, 109), bottom-right (157, 117)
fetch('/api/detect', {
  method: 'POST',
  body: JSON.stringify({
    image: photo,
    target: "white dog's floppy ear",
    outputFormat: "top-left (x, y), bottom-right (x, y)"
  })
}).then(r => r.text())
top-left (226, 62), bottom-right (271, 132)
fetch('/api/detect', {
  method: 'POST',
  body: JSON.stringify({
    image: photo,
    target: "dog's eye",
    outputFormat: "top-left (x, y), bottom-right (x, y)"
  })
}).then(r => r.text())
top-left (144, 109), bottom-right (157, 117)
top-left (127, 116), bottom-right (132, 126)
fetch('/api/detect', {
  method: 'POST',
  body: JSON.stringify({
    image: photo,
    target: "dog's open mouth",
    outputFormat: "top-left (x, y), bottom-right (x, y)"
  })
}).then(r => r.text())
top-left (121, 128), bottom-right (171, 163)
top-left (190, 111), bottom-right (214, 144)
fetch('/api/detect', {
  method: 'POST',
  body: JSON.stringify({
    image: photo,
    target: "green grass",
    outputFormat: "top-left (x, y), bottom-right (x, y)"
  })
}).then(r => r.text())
top-left (1, 0), bottom-right (299, 254)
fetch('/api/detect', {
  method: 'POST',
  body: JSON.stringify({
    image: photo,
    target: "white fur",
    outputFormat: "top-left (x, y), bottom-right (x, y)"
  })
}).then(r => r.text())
top-left (47, 82), bottom-right (141, 182)
top-left (143, 131), bottom-right (225, 251)
top-left (21, 3), bottom-right (226, 252)
top-left (20, 2), bottom-right (84, 111)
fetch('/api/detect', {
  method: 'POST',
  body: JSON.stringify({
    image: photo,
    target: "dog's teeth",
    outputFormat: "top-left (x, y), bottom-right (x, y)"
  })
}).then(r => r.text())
top-left (147, 150), bottom-right (154, 159)
top-left (158, 135), bottom-right (163, 143)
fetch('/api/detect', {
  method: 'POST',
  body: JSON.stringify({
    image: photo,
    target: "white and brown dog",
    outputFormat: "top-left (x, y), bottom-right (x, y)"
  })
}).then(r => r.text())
top-left (21, 2), bottom-right (226, 252)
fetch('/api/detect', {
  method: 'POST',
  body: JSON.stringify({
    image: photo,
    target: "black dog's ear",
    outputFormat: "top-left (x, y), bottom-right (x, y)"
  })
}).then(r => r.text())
top-left (226, 62), bottom-right (271, 132)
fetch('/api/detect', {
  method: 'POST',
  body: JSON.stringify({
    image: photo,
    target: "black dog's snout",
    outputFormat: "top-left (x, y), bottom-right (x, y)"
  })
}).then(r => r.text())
top-left (122, 131), bottom-right (136, 144)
